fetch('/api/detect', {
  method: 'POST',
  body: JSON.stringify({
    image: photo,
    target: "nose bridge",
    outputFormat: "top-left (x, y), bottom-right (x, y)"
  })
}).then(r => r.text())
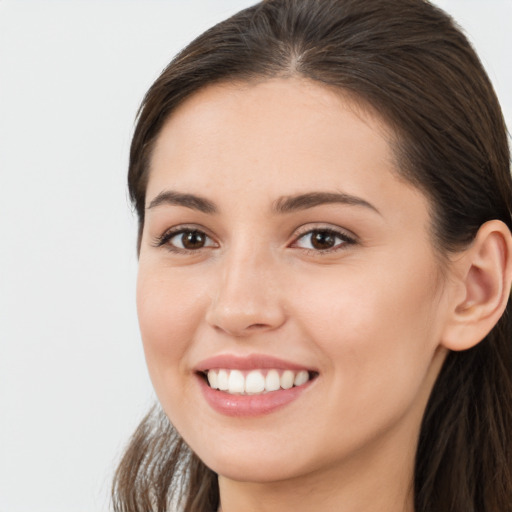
top-left (206, 237), bottom-right (285, 336)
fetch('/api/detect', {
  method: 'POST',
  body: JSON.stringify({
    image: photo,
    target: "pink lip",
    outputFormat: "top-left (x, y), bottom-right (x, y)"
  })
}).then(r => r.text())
top-left (195, 353), bottom-right (313, 372)
top-left (197, 376), bottom-right (314, 417)
top-left (194, 353), bottom-right (317, 417)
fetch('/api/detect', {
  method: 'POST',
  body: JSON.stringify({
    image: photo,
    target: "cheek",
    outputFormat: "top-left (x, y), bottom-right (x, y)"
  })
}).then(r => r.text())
top-left (294, 256), bottom-right (438, 343)
top-left (291, 250), bottom-right (443, 412)
top-left (136, 265), bottom-right (207, 394)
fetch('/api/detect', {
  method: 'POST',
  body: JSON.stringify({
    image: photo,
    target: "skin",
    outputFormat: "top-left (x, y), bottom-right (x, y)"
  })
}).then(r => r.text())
top-left (137, 78), bottom-right (462, 512)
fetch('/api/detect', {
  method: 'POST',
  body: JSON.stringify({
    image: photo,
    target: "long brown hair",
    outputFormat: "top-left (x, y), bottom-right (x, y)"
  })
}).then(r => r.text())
top-left (113, 1), bottom-right (512, 510)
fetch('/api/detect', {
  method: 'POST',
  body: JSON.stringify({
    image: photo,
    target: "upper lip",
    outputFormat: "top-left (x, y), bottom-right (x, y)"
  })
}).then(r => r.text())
top-left (195, 353), bottom-right (316, 373)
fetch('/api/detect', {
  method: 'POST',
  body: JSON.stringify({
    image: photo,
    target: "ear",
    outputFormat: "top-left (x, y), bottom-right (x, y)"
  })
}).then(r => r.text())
top-left (441, 220), bottom-right (512, 351)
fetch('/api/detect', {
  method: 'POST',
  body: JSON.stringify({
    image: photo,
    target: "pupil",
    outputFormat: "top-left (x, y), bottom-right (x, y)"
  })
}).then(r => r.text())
top-left (311, 231), bottom-right (335, 249)
top-left (182, 231), bottom-right (205, 249)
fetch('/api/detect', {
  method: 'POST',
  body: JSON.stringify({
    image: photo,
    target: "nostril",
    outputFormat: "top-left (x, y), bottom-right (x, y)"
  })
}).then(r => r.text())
top-left (206, 295), bottom-right (287, 336)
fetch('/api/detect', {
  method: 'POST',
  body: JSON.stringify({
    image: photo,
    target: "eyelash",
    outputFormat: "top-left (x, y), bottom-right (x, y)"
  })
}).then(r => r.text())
top-left (291, 226), bottom-right (357, 254)
top-left (153, 225), bottom-right (217, 254)
top-left (153, 225), bottom-right (357, 255)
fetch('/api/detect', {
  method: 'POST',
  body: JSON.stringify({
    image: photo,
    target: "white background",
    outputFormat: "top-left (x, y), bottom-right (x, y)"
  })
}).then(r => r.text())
top-left (0, 1), bottom-right (510, 511)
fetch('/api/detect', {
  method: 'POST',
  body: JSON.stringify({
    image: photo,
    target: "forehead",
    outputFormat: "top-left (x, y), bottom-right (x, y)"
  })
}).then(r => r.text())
top-left (152, 78), bottom-right (393, 163)
top-left (147, 77), bottom-right (424, 220)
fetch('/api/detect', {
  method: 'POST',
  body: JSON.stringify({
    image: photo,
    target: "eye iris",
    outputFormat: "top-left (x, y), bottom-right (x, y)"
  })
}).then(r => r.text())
top-left (182, 230), bottom-right (205, 249)
top-left (311, 230), bottom-right (336, 249)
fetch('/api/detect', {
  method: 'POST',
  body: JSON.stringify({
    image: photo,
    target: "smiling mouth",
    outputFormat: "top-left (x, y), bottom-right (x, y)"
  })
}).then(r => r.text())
top-left (201, 369), bottom-right (318, 395)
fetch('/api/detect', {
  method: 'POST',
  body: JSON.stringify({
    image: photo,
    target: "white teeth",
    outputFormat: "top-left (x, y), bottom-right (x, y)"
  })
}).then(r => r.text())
top-left (245, 370), bottom-right (265, 394)
top-left (265, 369), bottom-right (281, 391)
top-left (294, 370), bottom-right (309, 386)
top-left (217, 369), bottom-right (229, 391)
top-left (280, 370), bottom-right (294, 389)
top-left (206, 368), bottom-right (312, 395)
top-left (207, 370), bottom-right (218, 389)
top-left (228, 370), bottom-right (245, 394)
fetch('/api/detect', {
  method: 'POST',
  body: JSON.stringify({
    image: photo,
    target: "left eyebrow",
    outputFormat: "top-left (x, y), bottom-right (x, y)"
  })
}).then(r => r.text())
top-left (146, 190), bottom-right (217, 214)
top-left (272, 191), bottom-right (381, 215)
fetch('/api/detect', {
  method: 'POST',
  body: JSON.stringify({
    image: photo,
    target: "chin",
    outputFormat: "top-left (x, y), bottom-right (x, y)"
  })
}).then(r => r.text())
top-left (187, 431), bottom-right (326, 485)
top-left (208, 454), bottom-right (306, 484)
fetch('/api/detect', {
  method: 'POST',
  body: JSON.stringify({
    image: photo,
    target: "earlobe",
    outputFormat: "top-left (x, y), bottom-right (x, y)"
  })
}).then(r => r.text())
top-left (441, 220), bottom-right (512, 351)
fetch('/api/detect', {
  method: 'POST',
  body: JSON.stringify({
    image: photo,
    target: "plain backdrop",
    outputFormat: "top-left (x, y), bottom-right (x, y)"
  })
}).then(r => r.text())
top-left (0, 1), bottom-right (510, 511)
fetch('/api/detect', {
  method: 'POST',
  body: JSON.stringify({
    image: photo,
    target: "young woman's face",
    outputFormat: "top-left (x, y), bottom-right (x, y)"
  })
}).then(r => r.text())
top-left (137, 78), bottom-right (452, 485)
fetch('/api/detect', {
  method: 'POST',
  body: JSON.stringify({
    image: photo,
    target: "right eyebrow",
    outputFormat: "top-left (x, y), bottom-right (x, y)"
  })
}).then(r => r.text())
top-left (146, 190), bottom-right (217, 214)
top-left (272, 191), bottom-right (381, 215)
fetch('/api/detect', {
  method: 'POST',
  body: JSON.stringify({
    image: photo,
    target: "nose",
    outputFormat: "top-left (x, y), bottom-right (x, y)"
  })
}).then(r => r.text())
top-left (205, 247), bottom-right (286, 337)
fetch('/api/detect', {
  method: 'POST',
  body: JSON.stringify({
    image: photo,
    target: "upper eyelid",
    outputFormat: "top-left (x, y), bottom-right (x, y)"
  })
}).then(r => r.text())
top-left (291, 223), bottom-right (358, 241)
top-left (154, 224), bottom-right (217, 247)
top-left (160, 223), bottom-right (214, 237)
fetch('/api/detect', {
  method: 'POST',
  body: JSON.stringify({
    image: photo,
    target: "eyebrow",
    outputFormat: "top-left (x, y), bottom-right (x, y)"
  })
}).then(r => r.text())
top-left (272, 191), bottom-right (380, 215)
top-left (146, 190), bottom-right (379, 216)
top-left (147, 190), bottom-right (217, 214)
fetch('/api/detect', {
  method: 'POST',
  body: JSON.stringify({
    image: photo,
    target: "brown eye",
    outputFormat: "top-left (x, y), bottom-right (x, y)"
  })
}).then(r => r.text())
top-left (181, 230), bottom-right (206, 249)
top-left (310, 230), bottom-right (336, 250)
top-left (158, 228), bottom-right (216, 252)
top-left (293, 228), bottom-right (356, 252)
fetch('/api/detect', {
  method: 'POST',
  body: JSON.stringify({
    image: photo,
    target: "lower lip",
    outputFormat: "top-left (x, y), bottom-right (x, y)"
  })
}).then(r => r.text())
top-left (197, 375), bottom-right (314, 417)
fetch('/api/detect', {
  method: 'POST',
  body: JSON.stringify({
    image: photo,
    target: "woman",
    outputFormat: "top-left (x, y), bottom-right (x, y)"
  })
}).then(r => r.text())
top-left (113, 0), bottom-right (512, 510)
